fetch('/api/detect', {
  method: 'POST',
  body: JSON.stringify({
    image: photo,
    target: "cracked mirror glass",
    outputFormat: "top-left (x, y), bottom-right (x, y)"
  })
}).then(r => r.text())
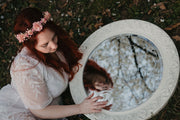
top-left (83, 34), bottom-right (163, 112)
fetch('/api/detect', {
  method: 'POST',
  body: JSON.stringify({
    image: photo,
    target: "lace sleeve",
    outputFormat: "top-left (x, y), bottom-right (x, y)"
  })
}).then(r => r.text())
top-left (11, 64), bottom-right (53, 110)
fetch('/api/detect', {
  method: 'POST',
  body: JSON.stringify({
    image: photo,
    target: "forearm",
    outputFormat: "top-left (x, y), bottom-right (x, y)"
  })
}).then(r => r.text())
top-left (30, 94), bottom-right (108, 119)
top-left (30, 104), bottom-right (82, 119)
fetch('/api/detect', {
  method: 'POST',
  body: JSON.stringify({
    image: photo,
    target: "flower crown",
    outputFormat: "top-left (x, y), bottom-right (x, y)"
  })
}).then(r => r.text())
top-left (15, 11), bottom-right (51, 43)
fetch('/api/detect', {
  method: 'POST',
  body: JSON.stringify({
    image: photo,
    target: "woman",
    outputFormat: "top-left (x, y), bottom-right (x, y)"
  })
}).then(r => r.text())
top-left (83, 60), bottom-right (113, 92)
top-left (83, 60), bottom-right (114, 110)
top-left (0, 8), bottom-right (107, 120)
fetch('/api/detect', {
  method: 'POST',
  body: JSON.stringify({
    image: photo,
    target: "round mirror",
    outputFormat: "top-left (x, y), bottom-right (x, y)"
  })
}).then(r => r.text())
top-left (83, 34), bottom-right (163, 112)
top-left (70, 19), bottom-right (179, 120)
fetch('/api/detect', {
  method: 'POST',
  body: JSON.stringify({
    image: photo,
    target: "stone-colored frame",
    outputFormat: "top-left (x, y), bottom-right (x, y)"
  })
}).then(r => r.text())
top-left (70, 19), bottom-right (180, 120)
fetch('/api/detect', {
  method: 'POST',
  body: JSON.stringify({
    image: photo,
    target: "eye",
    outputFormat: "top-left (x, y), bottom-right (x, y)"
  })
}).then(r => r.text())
top-left (103, 87), bottom-right (108, 90)
top-left (42, 43), bottom-right (48, 48)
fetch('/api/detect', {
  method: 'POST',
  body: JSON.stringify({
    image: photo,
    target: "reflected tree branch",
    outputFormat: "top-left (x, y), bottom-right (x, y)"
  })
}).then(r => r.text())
top-left (121, 71), bottom-right (139, 104)
top-left (128, 36), bottom-right (153, 94)
top-left (131, 35), bottom-right (158, 58)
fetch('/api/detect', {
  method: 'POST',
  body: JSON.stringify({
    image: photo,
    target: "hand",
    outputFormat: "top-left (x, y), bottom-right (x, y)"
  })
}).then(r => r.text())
top-left (79, 93), bottom-right (108, 114)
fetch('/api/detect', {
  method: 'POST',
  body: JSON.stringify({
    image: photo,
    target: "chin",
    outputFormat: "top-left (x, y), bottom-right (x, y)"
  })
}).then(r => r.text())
top-left (51, 50), bottom-right (57, 53)
top-left (51, 48), bottom-right (58, 53)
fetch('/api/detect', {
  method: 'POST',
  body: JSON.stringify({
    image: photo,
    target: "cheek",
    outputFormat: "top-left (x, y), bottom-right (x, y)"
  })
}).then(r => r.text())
top-left (54, 37), bottom-right (58, 43)
top-left (35, 46), bottom-right (49, 53)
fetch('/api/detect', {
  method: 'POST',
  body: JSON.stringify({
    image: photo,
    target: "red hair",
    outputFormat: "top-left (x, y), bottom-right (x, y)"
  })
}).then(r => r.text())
top-left (83, 60), bottom-right (113, 90)
top-left (14, 8), bottom-right (82, 81)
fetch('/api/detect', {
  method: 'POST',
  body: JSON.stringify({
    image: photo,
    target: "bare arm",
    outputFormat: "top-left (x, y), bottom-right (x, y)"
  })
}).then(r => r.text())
top-left (30, 94), bottom-right (107, 119)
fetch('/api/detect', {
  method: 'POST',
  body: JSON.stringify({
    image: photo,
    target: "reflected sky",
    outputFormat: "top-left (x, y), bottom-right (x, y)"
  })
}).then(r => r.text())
top-left (84, 34), bottom-right (163, 112)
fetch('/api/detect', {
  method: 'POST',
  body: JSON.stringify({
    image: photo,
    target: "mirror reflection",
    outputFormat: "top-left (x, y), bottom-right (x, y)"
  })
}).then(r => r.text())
top-left (83, 34), bottom-right (163, 112)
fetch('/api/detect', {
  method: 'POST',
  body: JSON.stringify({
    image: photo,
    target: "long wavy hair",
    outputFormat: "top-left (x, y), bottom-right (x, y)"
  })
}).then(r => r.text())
top-left (83, 60), bottom-right (113, 90)
top-left (14, 8), bottom-right (83, 81)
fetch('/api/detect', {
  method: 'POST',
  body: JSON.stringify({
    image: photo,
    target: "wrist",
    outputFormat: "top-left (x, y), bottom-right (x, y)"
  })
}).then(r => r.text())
top-left (77, 104), bottom-right (83, 114)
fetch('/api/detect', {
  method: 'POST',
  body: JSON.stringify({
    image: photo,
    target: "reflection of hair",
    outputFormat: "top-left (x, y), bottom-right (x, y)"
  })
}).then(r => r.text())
top-left (83, 59), bottom-right (113, 90)
top-left (14, 8), bottom-right (82, 81)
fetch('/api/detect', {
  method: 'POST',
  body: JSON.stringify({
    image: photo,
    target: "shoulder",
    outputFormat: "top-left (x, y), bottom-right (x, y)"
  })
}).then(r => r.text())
top-left (10, 47), bottom-right (40, 72)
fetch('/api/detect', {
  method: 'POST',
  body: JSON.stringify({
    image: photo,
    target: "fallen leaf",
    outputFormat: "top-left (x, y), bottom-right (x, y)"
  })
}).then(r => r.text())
top-left (1, 3), bottom-right (7, 11)
top-left (94, 23), bottom-right (103, 29)
top-left (83, 17), bottom-right (87, 21)
top-left (67, 11), bottom-right (73, 17)
top-left (148, 10), bottom-right (152, 15)
top-left (80, 32), bottom-right (85, 36)
top-left (161, 9), bottom-right (172, 14)
top-left (88, 24), bottom-right (93, 31)
top-left (57, 0), bottom-right (68, 8)
top-left (76, 24), bottom-right (80, 27)
top-left (105, 9), bottom-right (111, 17)
top-left (165, 23), bottom-right (180, 31)
top-left (158, 2), bottom-right (166, 10)
top-left (1, 60), bottom-right (6, 63)
top-left (151, 2), bottom-right (167, 10)
top-left (64, 21), bottom-right (68, 26)
top-left (61, 0), bottom-right (68, 8)
top-left (69, 29), bottom-right (74, 38)
top-left (133, 0), bottom-right (139, 6)
top-left (172, 35), bottom-right (180, 41)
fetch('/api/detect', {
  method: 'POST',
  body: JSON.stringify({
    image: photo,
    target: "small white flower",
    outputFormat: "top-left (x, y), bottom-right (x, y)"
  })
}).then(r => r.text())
top-left (1, 15), bottom-right (4, 19)
top-left (112, 13), bottom-right (116, 16)
top-left (160, 18), bottom-right (165, 22)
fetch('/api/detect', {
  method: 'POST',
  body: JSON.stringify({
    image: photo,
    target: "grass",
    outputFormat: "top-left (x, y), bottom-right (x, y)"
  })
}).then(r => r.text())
top-left (0, 0), bottom-right (179, 119)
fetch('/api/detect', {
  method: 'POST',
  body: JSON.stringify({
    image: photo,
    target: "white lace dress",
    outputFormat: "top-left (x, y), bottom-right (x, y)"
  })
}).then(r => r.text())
top-left (0, 47), bottom-right (69, 120)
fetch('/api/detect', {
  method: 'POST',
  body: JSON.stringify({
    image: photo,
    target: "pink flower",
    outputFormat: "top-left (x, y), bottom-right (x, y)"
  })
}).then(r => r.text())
top-left (15, 11), bottom-right (52, 43)
top-left (40, 18), bottom-right (47, 23)
top-left (27, 30), bottom-right (33, 36)
top-left (24, 32), bottom-right (29, 38)
top-left (16, 34), bottom-right (25, 43)
top-left (44, 11), bottom-right (51, 20)
top-left (32, 22), bottom-right (43, 32)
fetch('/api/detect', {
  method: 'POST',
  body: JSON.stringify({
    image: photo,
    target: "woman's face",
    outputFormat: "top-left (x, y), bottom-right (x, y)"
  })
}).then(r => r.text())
top-left (94, 82), bottom-right (112, 91)
top-left (35, 28), bottom-right (58, 53)
top-left (93, 75), bottom-right (112, 91)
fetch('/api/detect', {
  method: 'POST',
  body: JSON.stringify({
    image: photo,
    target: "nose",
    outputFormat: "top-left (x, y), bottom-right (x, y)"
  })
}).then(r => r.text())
top-left (49, 41), bottom-right (58, 51)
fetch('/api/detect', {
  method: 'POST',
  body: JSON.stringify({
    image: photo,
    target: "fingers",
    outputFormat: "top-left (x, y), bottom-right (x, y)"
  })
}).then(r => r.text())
top-left (103, 104), bottom-right (112, 110)
top-left (92, 101), bottom-right (108, 112)
top-left (93, 101), bottom-right (108, 106)
top-left (83, 95), bottom-right (110, 113)
top-left (87, 94), bottom-right (104, 102)
top-left (91, 96), bottom-right (108, 108)
top-left (87, 93), bottom-right (94, 99)
top-left (91, 96), bottom-right (103, 102)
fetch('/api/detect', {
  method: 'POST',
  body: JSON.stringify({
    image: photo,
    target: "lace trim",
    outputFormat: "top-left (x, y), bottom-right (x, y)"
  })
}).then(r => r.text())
top-left (11, 47), bottom-right (40, 72)
top-left (11, 54), bottom-right (40, 72)
top-left (12, 62), bottom-right (40, 72)
top-left (8, 112), bottom-right (37, 120)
